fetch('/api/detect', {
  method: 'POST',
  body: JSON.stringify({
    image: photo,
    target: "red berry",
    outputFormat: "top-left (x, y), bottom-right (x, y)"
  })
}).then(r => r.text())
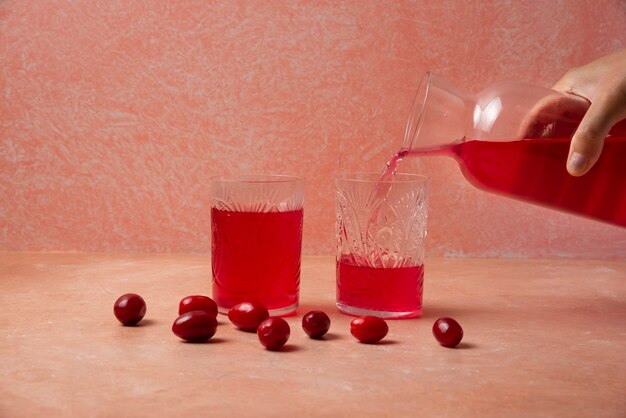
top-left (350, 316), bottom-right (388, 344)
top-left (179, 295), bottom-right (218, 317)
top-left (228, 302), bottom-right (269, 332)
top-left (257, 318), bottom-right (290, 350)
top-left (302, 310), bottom-right (331, 339)
top-left (114, 293), bottom-right (146, 326)
top-left (172, 310), bottom-right (218, 342)
top-left (432, 317), bottom-right (463, 348)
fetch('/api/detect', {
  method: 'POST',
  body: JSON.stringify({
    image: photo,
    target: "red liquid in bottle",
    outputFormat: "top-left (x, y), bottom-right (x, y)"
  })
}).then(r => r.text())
top-left (211, 208), bottom-right (303, 314)
top-left (392, 137), bottom-right (625, 227)
top-left (445, 137), bottom-right (626, 227)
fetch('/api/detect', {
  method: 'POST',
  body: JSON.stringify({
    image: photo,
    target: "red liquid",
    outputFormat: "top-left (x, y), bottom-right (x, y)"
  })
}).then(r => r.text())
top-left (402, 137), bottom-right (626, 227)
top-left (211, 208), bottom-right (303, 314)
top-left (336, 256), bottom-right (424, 318)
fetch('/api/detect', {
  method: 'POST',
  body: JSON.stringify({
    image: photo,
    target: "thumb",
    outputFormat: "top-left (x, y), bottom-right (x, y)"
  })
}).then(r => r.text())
top-left (567, 92), bottom-right (624, 176)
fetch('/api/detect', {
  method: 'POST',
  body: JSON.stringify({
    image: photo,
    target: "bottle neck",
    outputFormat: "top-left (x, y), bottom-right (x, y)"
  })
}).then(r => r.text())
top-left (403, 72), bottom-right (474, 152)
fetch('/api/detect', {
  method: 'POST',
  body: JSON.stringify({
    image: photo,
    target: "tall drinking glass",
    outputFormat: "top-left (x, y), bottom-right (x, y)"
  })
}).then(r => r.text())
top-left (335, 172), bottom-right (428, 319)
top-left (211, 175), bottom-right (304, 316)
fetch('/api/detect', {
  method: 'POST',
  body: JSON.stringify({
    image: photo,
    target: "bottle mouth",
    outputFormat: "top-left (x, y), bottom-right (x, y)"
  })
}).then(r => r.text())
top-left (403, 72), bottom-right (431, 151)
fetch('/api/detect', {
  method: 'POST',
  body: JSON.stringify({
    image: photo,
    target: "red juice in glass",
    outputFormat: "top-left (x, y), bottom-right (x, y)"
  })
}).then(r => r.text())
top-left (336, 256), bottom-right (424, 318)
top-left (211, 207), bottom-right (303, 316)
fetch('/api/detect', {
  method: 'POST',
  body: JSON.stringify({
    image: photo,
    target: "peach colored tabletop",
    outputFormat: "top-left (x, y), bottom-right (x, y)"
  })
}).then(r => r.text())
top-left (1, 252), bottom-right (625, 418)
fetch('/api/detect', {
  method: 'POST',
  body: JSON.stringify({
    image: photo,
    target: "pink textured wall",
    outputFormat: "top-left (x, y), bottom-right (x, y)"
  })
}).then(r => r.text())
top-left (1, 1), bottom-right (625, 258)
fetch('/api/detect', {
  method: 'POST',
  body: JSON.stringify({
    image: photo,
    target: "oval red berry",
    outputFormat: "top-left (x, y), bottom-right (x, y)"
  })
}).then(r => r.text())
top-left (179, 295), bottom-right (218, 317)
top-left (350, 316), bottom-right (388, 344)
top-left (114, 293), bottom-right (147, 326)
top-left (432, 317), bottom-right (463, 348)
top-left (172, 310), bottom-right (218, 342)
top-left (302, 310), bottom-right (331, 339)
top-left (257, 318), bottom-right (290, 351)
top-left (228, 302), bottom-right (269, 332)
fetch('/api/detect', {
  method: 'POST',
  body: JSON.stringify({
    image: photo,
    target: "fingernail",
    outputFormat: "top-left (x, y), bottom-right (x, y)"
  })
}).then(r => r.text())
top-left (568, 152), bottom-right (586, 173)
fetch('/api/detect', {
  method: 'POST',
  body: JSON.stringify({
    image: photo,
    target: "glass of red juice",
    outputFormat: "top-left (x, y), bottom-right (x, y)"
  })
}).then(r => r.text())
top-left (335, 172), bottom-right (428, 319)
top-left (210, 175), bottom-right (304, 316)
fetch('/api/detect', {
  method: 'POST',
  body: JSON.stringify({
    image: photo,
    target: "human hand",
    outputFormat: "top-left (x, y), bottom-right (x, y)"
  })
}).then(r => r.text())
top-left (552, 49), bottom-right (626, 176)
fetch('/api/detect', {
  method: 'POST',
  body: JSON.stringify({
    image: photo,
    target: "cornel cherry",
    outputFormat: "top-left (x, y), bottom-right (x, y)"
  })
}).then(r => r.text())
top-left (302, 310), bottom-right (331, 339)
top-left (432, 317), bottom-right (463, 348)
top-left (114, 293), bottom-right (147, 326)
top-left (350, 316), bottom-right (388, 344)
top-left (172, 310), bottom-right (218, 342)
top-left (228, 302), bottom-right (269, 332)
top-left (179, 295), bottom-right (218, 317)
top-left (257, 318), bottom-right (290, 351)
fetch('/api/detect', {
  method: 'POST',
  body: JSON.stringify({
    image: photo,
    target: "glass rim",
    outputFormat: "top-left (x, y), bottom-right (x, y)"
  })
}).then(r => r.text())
top-left (210, 174), bottom-right (304, 184)
top-left (334, 172), bottom-right (428, 184)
